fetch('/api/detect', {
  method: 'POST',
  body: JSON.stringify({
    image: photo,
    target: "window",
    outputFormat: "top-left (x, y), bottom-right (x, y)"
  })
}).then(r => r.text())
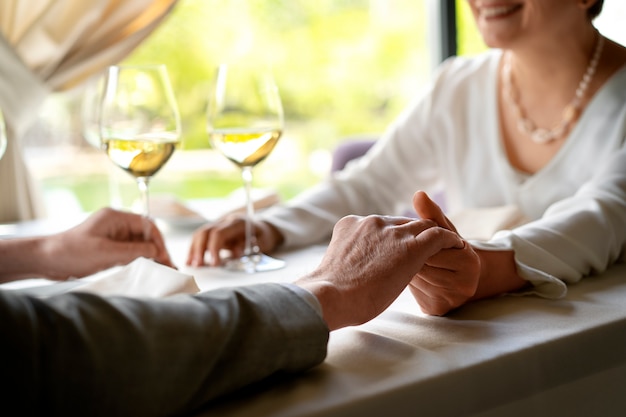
top-left (595, 0), bottom-right (626, 46)
top-left (25, 0), bottom-right (437, 215)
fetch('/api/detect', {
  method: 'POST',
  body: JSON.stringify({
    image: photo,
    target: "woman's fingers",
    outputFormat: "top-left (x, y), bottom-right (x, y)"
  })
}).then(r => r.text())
top-left (187, 226), bottom-right (212, 266)
top-left (187, 215), bottom-right (250, 267)
top-left (412, 190), bottom-right (458, 234)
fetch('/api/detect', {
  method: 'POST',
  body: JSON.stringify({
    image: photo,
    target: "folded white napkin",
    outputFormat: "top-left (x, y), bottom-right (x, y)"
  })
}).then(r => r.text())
top-left (67, 257), bottom-right (200, 298)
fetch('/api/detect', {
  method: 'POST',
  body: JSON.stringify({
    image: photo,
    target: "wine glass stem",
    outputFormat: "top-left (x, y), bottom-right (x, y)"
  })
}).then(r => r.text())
top-left (241, 166), bottom-right (259, 257)
top-left (137, 177), bottom-right (151, 240)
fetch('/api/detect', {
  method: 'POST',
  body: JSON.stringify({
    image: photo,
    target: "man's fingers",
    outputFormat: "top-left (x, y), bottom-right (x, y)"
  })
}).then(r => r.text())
top-left (106, 242), bottom-right (158, 265)
top-left (420, 248), bottom-right (470, 270)
top-left (146, 223), bottom-right (173, 266)
top-left (411, 227), bottom-right (465, 260)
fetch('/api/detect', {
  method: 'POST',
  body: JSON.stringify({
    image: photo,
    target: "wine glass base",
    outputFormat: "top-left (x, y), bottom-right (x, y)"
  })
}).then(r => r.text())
top-left (224, 253), bottom-right (286, 274)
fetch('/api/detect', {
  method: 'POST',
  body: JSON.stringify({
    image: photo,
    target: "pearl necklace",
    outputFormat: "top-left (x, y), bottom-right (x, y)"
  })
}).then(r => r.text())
top-left (503, 34), bottom-right (604, 144)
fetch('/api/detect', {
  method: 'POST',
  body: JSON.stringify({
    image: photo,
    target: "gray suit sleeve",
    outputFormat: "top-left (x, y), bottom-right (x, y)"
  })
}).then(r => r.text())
top-left (0, 283), bottom-right (329, 416)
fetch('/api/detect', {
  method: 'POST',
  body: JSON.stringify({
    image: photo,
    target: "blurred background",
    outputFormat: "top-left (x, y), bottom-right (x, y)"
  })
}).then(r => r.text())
top-left (20, 0), bottom-right (626, 218)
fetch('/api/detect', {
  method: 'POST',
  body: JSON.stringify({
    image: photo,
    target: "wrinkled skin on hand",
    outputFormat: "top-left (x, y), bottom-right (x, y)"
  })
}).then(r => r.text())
top-left (294, 214), bottom-right (464, 330)
top-left (42, 208), bottom-right (175, 280)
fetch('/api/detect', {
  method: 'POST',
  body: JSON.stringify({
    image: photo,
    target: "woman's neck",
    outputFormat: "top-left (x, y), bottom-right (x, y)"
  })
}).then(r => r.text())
top-left (505, 28), bottom-right (599, 99)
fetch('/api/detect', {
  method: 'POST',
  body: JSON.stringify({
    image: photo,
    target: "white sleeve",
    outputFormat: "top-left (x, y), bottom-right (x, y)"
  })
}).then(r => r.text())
top-left (473, 146), bottom-right (626, 298)
top-left (258, 81), bottom-right (444, 248)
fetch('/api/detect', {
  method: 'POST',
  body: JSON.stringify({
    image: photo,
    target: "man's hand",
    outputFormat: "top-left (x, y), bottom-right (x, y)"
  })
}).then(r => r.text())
top-left (40, 208), bottom-right (174, 280)
top-left (295, 214), bottom-right (464, 330)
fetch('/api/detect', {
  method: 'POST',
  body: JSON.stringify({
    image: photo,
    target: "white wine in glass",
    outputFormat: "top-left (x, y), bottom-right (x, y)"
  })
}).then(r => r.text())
top-left (207, 63), bottom-right (285, 273)
top-left (99, 64), bottom-right (181, 232)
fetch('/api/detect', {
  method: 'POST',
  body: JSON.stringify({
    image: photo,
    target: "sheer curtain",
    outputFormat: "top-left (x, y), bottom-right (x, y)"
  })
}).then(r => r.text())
top-left (0, 0), bottom-right (178, 222)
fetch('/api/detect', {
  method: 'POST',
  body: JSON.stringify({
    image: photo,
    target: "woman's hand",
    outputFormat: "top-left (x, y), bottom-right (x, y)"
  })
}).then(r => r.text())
top-left (408, 191), bottom-right (481, 315)
top-left (186, 214), bottom-right (283, 267)
top-left (410, 191), bottom-right (528, 315)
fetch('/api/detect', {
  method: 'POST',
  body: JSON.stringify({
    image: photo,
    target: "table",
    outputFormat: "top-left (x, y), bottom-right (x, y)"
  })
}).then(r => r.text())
top-left (191, 263), bottom-right (626, 417)
top-left (170, 225), bottom-right (626, 417)
top-left (2, 219), bottom-right (626, 416)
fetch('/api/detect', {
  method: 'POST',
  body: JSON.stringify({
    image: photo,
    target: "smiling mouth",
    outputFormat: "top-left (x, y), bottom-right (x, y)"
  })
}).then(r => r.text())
top-left (480, 4), bottom-right (523, 19)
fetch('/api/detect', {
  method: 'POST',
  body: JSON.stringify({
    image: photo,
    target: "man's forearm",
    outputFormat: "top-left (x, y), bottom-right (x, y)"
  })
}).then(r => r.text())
top-left (1, 283), bottom-right (329, 416)
top-left (0, 236), bottom-right (47, 282)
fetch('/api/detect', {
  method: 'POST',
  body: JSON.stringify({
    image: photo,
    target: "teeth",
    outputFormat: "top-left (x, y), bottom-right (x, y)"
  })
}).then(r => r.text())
top-left (481, 5), bottom-right (518, 18)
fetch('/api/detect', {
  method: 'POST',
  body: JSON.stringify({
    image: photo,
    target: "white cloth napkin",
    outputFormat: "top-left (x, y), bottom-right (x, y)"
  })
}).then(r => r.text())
top-left (67, 257), bottom-right (200, 298)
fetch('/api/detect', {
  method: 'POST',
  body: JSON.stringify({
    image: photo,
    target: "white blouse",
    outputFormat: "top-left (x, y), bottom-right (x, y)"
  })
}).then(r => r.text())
top-left (260, 50), bottom-right (626, 298)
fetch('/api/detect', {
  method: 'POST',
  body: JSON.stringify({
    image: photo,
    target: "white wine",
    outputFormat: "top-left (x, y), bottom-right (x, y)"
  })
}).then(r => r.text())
top-left (103, 135), bottom-right (178, 178)
top-left (210, 129), bottom-right (281, 168)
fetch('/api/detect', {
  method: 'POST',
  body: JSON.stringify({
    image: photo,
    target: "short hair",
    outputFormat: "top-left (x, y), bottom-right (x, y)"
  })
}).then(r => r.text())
top-left (588, 0), bottom-right (604, 20)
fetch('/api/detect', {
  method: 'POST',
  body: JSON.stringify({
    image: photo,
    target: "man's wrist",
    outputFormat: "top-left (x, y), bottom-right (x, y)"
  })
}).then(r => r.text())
top-left (0, 236), bottom-right (46, 281)
top-left (281, 282), bottom-right (323, 317)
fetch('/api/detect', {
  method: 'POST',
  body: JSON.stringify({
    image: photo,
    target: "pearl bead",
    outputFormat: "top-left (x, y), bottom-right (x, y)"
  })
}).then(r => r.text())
top-left (504, 34), bottom-right (603, 144)
top-left (531, 129), bottom-right (554, 144)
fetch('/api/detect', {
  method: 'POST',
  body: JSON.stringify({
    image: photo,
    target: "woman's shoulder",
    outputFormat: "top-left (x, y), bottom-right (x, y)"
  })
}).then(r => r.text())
top-left (428, 50), bottom-right (501, 96)
top-left (434, 50), bottom-right (501, 81)
top-left (606, 64), bottom-right (626, 91)
top-left (592, 64), bottom-right (626, 115)
top-left (423, 50), bottom-right (501, 107)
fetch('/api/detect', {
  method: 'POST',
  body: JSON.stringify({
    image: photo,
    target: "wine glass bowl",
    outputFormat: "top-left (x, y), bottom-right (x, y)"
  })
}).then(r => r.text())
top-left (210, 129), bottom-right (281, 167)
top-left (207, 63), bottom-right (285, 273)
top-left (81, 75), bottom-right (106, 150)
top-left (99, 64), bottom-right (181, 222)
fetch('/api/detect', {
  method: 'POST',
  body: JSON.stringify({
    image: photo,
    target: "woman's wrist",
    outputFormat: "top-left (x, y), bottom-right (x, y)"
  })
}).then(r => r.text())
top-left (471, 248), bottom-right (527, 300)
top-left (258, 220), bottom-right (284, 251)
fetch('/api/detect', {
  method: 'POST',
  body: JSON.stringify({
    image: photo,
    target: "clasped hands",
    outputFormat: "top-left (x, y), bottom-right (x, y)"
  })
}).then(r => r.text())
top-left (10, 185), bottom-right (524, 324)
top-left (188, 190), bottom-right (483, 317)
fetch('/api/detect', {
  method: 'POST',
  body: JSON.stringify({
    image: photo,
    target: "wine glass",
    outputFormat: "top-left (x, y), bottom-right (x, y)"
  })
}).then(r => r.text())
top-left (207, 63), bottom-right (285, 273)
top-left (99, 64), bottom-right (181, 236)
top-left (81, 74), bottom-right (128, 209)
top-left (81, 75), bottom-right (106, 150)
top-left (0, 108), bottom-right (6, 161)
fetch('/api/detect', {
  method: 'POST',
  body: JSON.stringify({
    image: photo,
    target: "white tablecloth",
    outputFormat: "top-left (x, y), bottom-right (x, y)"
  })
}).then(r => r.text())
top-left (191, 263), bottom-right (626, 417)
top-left (159, 228), bottom-right (626, 417)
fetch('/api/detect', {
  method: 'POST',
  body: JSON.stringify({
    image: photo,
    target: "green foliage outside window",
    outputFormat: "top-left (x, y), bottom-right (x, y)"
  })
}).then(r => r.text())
top-left (456, 0), bottom-right (487, 56)
top-left (39, 0), bottom-right (487, 213)
top-left (123, 0), bottom-right (432, 154)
